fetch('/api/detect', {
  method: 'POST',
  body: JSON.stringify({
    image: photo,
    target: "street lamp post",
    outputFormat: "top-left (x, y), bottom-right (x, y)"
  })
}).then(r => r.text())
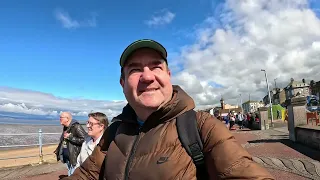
top-left (240, 94), bottom-right (243, 114)
top-left (261, 69), bottom-right (274, 127)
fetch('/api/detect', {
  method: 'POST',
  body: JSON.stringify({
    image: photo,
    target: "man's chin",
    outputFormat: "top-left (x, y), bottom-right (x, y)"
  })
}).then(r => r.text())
top-left (139, 101), bottom-right (161, 109)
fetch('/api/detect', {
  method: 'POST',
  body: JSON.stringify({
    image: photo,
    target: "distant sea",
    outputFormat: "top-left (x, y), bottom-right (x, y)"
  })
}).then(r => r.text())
top-left (0, 111), bottom-right (87, 149)
top-left (0, 111), bottom-right (87, 125)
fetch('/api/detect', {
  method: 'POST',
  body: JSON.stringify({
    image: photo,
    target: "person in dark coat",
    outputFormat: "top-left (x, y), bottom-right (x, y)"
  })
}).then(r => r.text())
top-left (54, 112), bottom-right (87, 176)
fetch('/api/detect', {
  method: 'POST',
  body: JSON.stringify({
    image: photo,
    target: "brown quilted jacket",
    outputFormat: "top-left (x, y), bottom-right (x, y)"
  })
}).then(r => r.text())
top-left (64, 85), bottom-right (274, 180)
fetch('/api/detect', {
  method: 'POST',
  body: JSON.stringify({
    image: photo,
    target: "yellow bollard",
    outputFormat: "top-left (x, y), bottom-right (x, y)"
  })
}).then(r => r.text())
top-left (281, 110), bottom-right (286, 121)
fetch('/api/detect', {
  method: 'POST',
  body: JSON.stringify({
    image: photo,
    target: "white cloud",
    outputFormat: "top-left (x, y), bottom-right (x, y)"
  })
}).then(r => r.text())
top-left (54, 8), bottom-right (97, 29)
top-left (146, 9), bottom-right (175, 27)
top-left (0, 87), bottom-right (127, 120)
top-left (4, 0), bottom-right (320, 118)
top-left (172, 0), bottom-right (320, 109)
top-left (0, 103), bottom-right (59, 116)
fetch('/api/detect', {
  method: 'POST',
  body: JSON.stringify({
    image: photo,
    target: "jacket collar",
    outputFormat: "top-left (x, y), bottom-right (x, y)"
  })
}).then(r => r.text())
top-left (112, 85), bottom-right (195, 130)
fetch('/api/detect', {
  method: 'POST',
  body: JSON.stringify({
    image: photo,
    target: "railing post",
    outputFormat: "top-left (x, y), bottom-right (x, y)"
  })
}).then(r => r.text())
top-left (38, 129), bottom-right (43, 164)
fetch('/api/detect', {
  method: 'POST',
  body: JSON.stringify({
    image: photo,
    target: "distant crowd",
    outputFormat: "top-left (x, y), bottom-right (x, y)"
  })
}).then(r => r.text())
top-left (219, 111), bottom-right (261, 130)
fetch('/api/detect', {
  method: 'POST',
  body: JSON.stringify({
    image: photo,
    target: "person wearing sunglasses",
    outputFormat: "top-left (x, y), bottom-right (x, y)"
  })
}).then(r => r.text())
top-left (75, 112), bottom-right (108, 169)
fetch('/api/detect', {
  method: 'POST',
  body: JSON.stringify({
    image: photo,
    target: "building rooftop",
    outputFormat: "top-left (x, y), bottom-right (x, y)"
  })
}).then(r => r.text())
top-left (243, 100), bottom-right (262, 104)
top-left (286, 79), bottom-right (310, 89)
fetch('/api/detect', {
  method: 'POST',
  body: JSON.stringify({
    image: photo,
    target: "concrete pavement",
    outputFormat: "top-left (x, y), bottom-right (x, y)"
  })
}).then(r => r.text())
top-left (22, 169), bottom-right (67, 180)
top-left (234, 127), bottom-right (320, 179)
top-left (2, 126), bottom-right (320, 180)
top-left (0, 162), bottom-right (66, 180)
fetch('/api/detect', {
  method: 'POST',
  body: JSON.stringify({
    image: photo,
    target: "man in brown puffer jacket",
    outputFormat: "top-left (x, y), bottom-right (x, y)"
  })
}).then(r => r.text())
top-left (64, 39), bottom-right (274, 180)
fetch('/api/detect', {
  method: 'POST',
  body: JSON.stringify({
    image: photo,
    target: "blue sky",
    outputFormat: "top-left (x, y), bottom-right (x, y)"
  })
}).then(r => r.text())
top-left (1, 0), bottom-right (320, 120)
top-left (0, 0), bottom-right (219, 101)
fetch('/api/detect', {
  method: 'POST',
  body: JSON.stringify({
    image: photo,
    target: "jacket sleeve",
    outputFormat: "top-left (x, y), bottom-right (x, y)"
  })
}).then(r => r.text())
top-left (197, 112), bottom-right (275, 180)
top-left (67, 124), bottom-right (87, 146)
top-left (62, 128), bottom-right (109, 180)
top-left (54, 132), bottom-right (64, 161)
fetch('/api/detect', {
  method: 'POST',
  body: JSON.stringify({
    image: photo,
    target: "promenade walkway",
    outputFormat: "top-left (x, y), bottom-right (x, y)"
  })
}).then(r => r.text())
top-left (1, 125), bottom-right (320, 180)
top-left (234, 127), bottom-right (320, 180)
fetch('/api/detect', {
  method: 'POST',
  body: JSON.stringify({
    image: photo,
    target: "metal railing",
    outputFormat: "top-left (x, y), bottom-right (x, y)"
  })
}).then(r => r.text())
top-left (0, 129), bottom-right (60, 164)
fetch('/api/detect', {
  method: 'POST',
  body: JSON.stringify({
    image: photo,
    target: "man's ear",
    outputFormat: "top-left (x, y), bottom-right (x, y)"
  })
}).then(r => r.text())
top-left (165, 64), bottom-right (171, 77)
top-left (120, 78), bottom-right (125, 88)
top-left (100, 125), bottom-right (105, 131)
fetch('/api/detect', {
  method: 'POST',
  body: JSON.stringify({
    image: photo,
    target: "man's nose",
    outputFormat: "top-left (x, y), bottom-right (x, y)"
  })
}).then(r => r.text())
top-left (140, 67), bottom-right (155, 82)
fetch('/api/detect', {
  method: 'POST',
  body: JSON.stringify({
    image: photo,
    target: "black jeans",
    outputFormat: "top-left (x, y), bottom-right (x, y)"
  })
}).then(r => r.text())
top-left (229, 121), bottom-right (235, 130)
top-left (238, 121), bottom-right (243, 128)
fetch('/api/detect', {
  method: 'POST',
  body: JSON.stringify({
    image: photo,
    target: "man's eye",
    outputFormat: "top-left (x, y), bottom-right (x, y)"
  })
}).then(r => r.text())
top-left (152, 66), bottom-right (162, 70)
top-left (130, 69), bottom-right (140, 73)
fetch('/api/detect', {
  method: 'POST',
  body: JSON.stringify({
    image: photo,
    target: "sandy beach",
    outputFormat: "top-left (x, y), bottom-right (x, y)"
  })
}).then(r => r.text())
top-left (0, 144), bottom-right (58, 168)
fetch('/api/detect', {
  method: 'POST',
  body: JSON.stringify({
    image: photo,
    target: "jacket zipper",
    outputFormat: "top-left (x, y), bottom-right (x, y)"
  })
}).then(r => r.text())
top-left (124, 126), bottom-right (142, 180)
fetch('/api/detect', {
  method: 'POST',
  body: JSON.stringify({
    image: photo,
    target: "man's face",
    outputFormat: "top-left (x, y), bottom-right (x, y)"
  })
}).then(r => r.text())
top-left (86, 117), bottom-right (104, 137)
top-left (120, 48), bottom-right (173, 110)
top-left (59, 114), bottom-right (69, 126)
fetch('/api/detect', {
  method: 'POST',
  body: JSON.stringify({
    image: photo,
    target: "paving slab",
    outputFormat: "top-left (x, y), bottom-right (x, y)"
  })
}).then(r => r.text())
top-left (0, 162), bottom-right (66, 180)
top-left (22, 169), bottom-right (67, 180)
top-left (3, 127), bottom-right (320, 179)
top-left (233, 128), bottom-right (320, 179)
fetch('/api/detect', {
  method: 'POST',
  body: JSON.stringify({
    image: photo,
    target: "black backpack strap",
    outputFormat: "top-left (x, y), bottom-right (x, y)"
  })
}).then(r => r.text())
top-left (99, 121), bottom-right (121, 180)
top-left (176, 110), bottom-right (209, 179)
top-left (105, 121), bottom-right (121, 150)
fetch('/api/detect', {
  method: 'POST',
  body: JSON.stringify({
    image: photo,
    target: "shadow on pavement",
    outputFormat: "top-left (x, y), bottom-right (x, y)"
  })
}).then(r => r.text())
top-left (270, 134), bottom-right (288, 137)
top-left (236, 128), bottom-right (261, 132)
top-left (248, 138), bottom-right (320, 161)
top-left (59, 175), bottom-right (68, 179)
top-left (237, 129), bottom-right (251, 131)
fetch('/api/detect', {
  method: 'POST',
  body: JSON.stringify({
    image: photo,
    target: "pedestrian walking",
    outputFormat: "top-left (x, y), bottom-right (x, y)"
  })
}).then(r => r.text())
top-left (238, 112), bottom-right (244, 129)
top-left (229, 114), bottom-right (236, 130)
top-left (277, 110), bottom-right (281, 119)
top-left (54, 112), bottom-right (87, 176)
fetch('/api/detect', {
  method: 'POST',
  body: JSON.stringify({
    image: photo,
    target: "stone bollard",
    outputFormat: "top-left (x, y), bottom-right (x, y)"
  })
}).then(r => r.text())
top-left (258, 107), bottom-right (269, 130)
top-left (287, 97), bottom-right (307, 142)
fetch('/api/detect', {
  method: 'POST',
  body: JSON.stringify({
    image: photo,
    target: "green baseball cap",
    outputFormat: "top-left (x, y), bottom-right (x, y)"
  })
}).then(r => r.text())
top-left (119, 39), bottom-right (168, 67)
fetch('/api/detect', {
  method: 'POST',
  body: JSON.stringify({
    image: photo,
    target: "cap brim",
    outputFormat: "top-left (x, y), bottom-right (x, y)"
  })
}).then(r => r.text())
top-left (120, 39), bottom-right (167, 67)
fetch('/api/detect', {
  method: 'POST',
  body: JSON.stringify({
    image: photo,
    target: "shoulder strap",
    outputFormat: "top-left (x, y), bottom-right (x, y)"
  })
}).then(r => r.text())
top-left (176, 110), bottom-right (208, 179)
top-left (99, 121), bottom-right (121, 180)
top-left (105, 121), bottom-right (121, 150)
